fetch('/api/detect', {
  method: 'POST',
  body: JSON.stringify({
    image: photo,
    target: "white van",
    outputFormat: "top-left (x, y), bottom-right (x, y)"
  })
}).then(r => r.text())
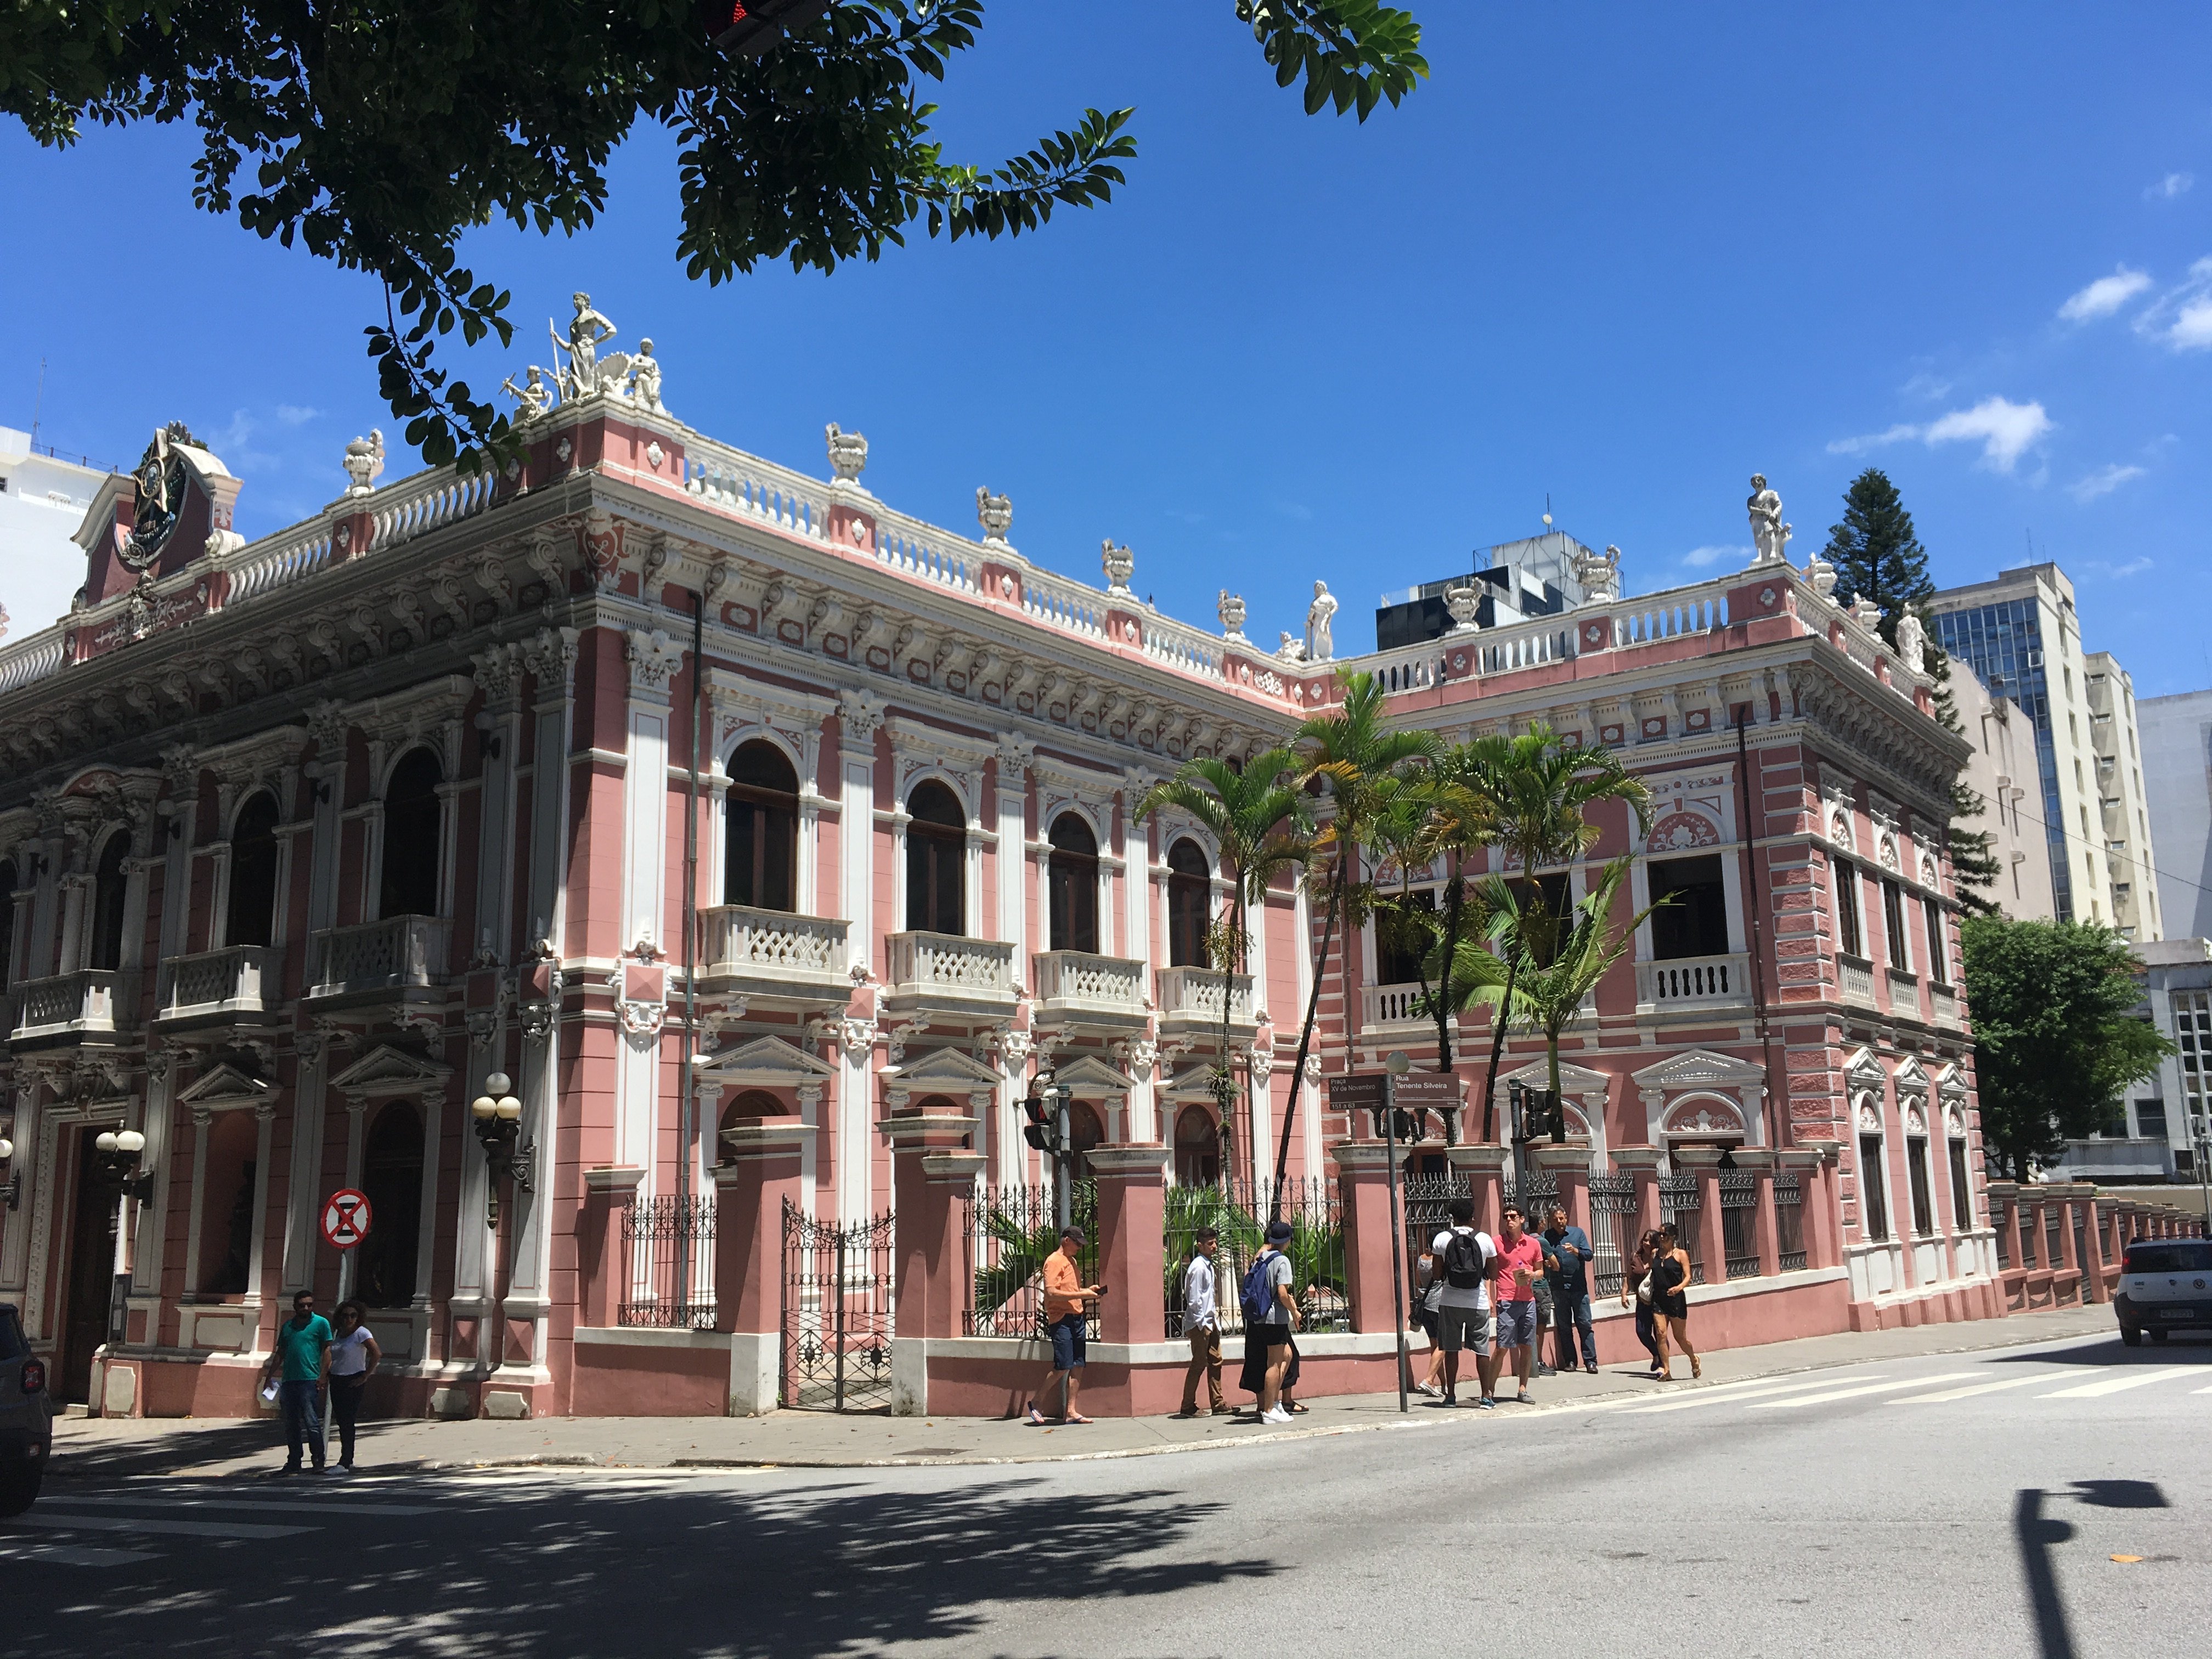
top-left (2114, 1238), bottom-right (2212, 1346)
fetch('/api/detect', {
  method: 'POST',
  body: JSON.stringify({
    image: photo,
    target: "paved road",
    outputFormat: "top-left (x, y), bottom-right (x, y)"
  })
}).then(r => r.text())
top-left (7, 1329), bottom-right (2205, 1657)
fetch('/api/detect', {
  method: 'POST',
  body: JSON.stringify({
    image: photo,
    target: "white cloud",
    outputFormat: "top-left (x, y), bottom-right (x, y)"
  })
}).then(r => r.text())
top-left (1922, 396), bottom-right (2053, 471)
top-left (275, 404), bottom-right (322, 427)
top-left (1679, 544), bottom-right (1749, 569)
top-left (2111, 556), bottom-right (2153, 577)
top-left (1827, 396), bottom-right (2052, 473)
top-left (2068, 463), bottom-right (2146, 503)
top-left (2146, 172), bottom-right (2194, 201)
top-left (2131, 256), bottom-right (2212, 350)
top-left (2058, 265), bottom-right (2152, 321)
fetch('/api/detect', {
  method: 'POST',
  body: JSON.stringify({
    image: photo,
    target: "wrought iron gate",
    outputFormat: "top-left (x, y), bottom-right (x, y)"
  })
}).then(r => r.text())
top-left (781, 1199), bottom-right (895, 1412)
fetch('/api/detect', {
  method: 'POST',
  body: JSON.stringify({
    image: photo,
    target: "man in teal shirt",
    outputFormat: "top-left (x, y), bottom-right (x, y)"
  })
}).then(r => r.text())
top-left (259, 1290), bottom-right (332, 1472)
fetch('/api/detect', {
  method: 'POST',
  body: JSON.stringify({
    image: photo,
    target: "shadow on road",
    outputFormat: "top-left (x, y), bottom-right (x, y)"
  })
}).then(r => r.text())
top-left (1983, 1332), bottom-right (2212, 1368)
top-left (2014, 1479), bottom-right (2169, 1659)
top-left (9, 1474), bottom-right (1279, 1656)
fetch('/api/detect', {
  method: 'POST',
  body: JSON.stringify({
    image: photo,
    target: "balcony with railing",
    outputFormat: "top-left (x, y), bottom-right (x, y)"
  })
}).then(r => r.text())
top-left (155, 946), bottom-right (285, 1029)
top-left (1030, 950), bottom-right (1148, 1029)
top-left (1155, 967), bottom-right (1256, 1037)
top-left (1361, 981), bottom-right (1434, 1031)
top-left (1838, 955), bottom-right (1877, 1007)
top-left (696, 904), bottom-right (853, 1009)
top-left (305, 916), bottom-right (453, 1006)
top-left (1928, 979), bottom-right (1960, 1028)
top-left (1635, 952), bottom-right (1751, 1015)
top-left (11, 970), bottom-right (138, 1045)
top-left (879, 931), bottom-right (1017, 1021)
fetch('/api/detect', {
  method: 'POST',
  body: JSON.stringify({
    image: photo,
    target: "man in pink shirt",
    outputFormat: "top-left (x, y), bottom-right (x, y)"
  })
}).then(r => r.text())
top-left (1491, 1203), bottom-right (1544, 1404)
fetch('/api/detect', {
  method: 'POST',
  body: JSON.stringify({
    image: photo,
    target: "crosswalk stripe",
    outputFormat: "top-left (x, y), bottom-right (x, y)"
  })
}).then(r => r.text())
top-left (1747, 1373), bottom-right (1979, 1409)
top-left (35, 1511), bottom-right (312, 1540)
top-left (2037, 1366), bottom-right (2200, 1400)
top-left (0, 1539), bottom-right (162, 1567)
top-left (1889, 1372), bottom-right (2067, 1404)
top-left (57, 1494), bottom-right (439, 1517)
top-left (1620, 1373), bottom-right (1882, 1414)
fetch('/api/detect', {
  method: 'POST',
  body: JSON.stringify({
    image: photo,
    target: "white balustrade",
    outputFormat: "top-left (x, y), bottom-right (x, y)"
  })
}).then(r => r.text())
top-left (1929, 980), bottom-right (1959, 1027)
top-left (885, 930), bottom-right (1015, 1004)
top-left (875, 526), bottom-right (978, 595)
top-left (222, 523), bottom-right (336, 606)
top-left (1020, 573), bottom-right (1107, 640)
top-left (683, 438), bottom-right (829, 538)
top-left (12, 970), bottom-right (131, 1038)
top-left (1361, 982), bottom-right (1431, 1029)
top-left (1838, 955), bottom-right (1877, 1006)
top-left (1479, 626), bottom-right (1573, 674)
top-left (1031, 950), bottom-right (1147, 1021)
top-left (0, 628), bottom-right (69, 696)
top-left (156, 945), bottom-right (283, 1022)
top-left (368, 468), bottom-right (498, 552)
top-left (1611, 594), bottom-right (1728, 647)
top-left (308, 915), bottom-right (453, 998)
top-left (699, 904), bottom-right (851, 999)
top-left (1637, 952), bottom-right (1751, 1011)
top-left (1155, 967), bottom-right (1255, 1028)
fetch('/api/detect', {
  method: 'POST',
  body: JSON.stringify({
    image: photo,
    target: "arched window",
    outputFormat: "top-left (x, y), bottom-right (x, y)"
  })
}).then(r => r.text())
top-left (88, 831), bottom-right (131, 972)
top-left (379, 748), bottom-right (443, 919)
top-left (1166, 839), bottom-right (1212, 969)
top-left (726, 741), bottom-right (798, 911)
top-left (1048, 813), bottom-right (1099, 953)
top-left (1068, 1100), bottom-right (1105, 1179)
top-left (226, 792), bottom-right (281, 948)
top-left (358, 1102), bottom-right (424, 1308)
top-left (905, 781), bottom-right (966, 935)
top-left (0, 859), bottom-right (16, 989)
top-left (719, 1089), bottom-right (789, 1134)
top-left (1173, 1104), bottom-right (1220, 1187)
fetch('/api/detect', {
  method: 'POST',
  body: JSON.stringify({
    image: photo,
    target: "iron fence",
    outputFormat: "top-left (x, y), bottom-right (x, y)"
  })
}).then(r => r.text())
top-left (963, 1180), bottom-right (1099, 1340)
top-left (1719, 1170), bottom-right (1761, 1280)
top-left (1588, 1173), bottom-right (1639, 1297)
top-left (617, 1194), bottom-right (717, 1329)
top-left (1660, 1173), bottom-right (1706, 1284)
top-left (1775, 1170), bottom-right (1807, 1273)
top-left (1166, 1178), bottom-right (1347, 1338)
top-left (781, 1200), bottom-right (894, 1412)
top-left (1501, 1168), bottom-right (1559, 1228)
top-left (1402, 1172), bottom-right (1474, 1314)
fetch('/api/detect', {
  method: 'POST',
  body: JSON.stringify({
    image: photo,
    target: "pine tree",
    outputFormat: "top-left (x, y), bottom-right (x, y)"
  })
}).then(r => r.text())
top-left (1821, 470), bottom-right (2001, 910)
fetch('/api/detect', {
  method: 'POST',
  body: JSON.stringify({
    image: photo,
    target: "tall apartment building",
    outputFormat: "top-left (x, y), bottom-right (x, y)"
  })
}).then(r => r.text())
top-left (1951, 662), bottom-right (2056, 921)
top-left (2137, 688), bottom-right (2212, 941)
top-left (0, 426), bottom-right (112, 638)
top-left (1930, 563), bottom-right (2162, 938)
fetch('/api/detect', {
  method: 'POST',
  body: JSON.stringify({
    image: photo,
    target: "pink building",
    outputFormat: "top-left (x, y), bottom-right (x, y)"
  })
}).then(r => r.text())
top-left (0, 337), bottom-right (2010, 1422)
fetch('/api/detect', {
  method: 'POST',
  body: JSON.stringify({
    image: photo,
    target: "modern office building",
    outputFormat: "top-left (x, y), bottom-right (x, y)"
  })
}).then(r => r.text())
top-left (2048, 937), bottom-right (2212, 1183)
top-left (1930, 563), bottom-right (2161, 938)
top-left (1373, 528), bottom-right (1595, 650)
top-left (2138, 687), bottom-right (2212, 941)
top-left (1951, 662), bottom-right (2057, 921)
top-left (0, 426), bottom-right (113, 641)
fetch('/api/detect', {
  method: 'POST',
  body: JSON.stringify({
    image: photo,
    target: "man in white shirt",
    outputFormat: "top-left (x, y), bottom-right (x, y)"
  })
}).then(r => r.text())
top-left (1174, 1225), bottom-right (1227, 1417)
top-left (1430, 1196), bottom-right (1500, 1410)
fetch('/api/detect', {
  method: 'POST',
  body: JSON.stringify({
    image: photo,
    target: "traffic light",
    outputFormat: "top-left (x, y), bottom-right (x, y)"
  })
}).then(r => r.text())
top-left (1022, 1094), bottom-right (1055, 1152)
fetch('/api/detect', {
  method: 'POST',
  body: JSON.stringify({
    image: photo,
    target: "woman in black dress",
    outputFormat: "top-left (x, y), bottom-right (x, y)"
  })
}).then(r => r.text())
top-left (1649, 1222), bottom-right (1700, 1380)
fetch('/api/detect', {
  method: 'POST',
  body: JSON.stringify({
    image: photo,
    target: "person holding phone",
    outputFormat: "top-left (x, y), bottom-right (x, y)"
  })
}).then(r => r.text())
top-left (1026, 1226), bottom-right (1104, 1425)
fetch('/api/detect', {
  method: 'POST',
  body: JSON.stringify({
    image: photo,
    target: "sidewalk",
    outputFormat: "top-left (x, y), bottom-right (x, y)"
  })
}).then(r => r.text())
top-left (48, 1305), bottom-right (2117, 1481)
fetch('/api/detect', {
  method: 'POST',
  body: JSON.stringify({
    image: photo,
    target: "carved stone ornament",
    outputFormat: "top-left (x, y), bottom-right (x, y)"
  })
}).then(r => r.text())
top-left (122, 421), bottom-right (202, 571)
top-left (625, 628), bottom-right (685, 696)
top-left (1101, 540), bottom-right (1135, 596)
top-left (1747, 473), bottom-right (1786, 566)
top-left (1306, 580), bottom-right (1338, 662)
top-left (1576, 544), bottom-right (1624, 604)
top-left (1851, 594), bottom-right (1882, 629)
top-left (342, 430), bottom-right (386, 496)
top-left (826, 422), bottom-right (869, 486)
top-left (1894, 609), bottom-right (1927, 675)
top-left (977, 486), bottom-right (1013, 544)
top-left (1216, 590), bottom-right (1249, 641)
top-left (1805, 553), bottom-right (1839, 597)
top-left (1444, 585), bottom-right (1480, 632)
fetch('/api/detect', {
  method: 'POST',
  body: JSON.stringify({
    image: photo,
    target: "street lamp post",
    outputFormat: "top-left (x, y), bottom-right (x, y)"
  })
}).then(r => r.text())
top-left (0, 1134), bottom-right (18, 1212)
top-left (469, 1071), bottom-right (531, 1228)
top-left (1384, 1050), bottom-right (1413, 1415)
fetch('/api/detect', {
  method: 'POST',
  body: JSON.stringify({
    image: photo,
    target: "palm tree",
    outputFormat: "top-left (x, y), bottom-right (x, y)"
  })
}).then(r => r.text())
top-left (1272, 672), bottom-right (1440, 1218)
top-left (1477, 858), bottom-right (1663, 1132)
top-left (1135, 748), bottom-right (1307, 1171)
top-left (1453, 724), bottom-right (1651, 1141)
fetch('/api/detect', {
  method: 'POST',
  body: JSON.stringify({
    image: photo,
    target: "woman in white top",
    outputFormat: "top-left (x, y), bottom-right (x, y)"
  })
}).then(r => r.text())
top-left (326, 1301), bottom-right (382, 1472)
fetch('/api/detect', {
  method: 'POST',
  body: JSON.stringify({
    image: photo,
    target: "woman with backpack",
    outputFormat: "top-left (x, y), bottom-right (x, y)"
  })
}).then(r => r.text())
top-left (1236, 1220), bottom-right (1300, 1423)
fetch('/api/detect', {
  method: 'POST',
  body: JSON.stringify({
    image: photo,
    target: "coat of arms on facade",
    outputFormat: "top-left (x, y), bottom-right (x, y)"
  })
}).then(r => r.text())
top-left (122, 421), bottom-right (202, 569)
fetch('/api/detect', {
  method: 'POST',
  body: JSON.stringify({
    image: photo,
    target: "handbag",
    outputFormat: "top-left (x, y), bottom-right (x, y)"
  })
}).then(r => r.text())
top-left (1635, 1276), bottom-right (1654, 1307)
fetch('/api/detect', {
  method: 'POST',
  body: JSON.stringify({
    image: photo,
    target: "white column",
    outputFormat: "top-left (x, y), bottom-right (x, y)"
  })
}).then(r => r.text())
top-left (618, 634), bottom-right (678, 1189)
top-left (279, 1035), bottom-right (330, 1296)
top-left (837, 706), bottom-right (878, 976)
top-left (242, 1105), bottom-right (277, 1351)
top-left (0, 1082), bottom-right (41, 1304)
top-left (838, 1019), bottom-right (877, 1229)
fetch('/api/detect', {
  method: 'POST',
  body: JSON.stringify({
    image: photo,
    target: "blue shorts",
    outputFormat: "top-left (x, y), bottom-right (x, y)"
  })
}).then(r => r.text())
top-left (1048, 1314), bottom-right (1087, 1370)
top-left (1495, 1298), bottom-right (1538, 1350)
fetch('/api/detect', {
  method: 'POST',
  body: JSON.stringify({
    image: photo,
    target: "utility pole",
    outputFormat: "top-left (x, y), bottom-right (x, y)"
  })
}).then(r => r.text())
top-left (1384, 1051), bottom-right (1413, 1413)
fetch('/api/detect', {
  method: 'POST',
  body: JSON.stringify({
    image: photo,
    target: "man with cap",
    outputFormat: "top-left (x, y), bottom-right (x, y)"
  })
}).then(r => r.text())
top-left (1026, 1225), bottom-right (1105, 1425)
top-left (1245, 1218), bottom-right (1301, 1425)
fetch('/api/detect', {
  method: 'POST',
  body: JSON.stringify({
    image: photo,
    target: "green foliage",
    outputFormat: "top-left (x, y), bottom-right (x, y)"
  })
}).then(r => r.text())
top-left (1959, 917), bottom-right (2174, 1180)
top-left (1823, 468), bottom-right (1934, 644)
top-left (0, 2), bottom-right (1424, 471)
top-left (1163, 1183), bottom-right (1345, 1323)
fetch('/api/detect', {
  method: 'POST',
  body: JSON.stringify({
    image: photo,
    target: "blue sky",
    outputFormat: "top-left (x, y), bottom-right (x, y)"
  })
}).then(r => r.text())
top-left (4, 4), bottom-right (2211, 690)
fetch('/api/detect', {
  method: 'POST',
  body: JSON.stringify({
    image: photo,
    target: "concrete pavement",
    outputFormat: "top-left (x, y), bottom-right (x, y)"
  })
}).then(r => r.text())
top-left (47, 1302), bottom-right (2117, 1479)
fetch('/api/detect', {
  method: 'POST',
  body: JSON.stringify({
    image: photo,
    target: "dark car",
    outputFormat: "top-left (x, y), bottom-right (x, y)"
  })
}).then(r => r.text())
top-left (2114, 1239), bottom-right (2212, 1346)
top-left (0, 1302), bottom-right (52, 1514)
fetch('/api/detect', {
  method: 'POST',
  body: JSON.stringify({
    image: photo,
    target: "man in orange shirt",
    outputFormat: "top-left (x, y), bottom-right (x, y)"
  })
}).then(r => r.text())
top-left (1027, 1226), bottom-right (1105, 1425)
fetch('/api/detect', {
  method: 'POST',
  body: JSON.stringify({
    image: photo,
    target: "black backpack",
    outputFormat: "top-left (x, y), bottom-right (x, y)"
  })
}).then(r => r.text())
top-left (1441, 1228), bottom-right (1491, 1289)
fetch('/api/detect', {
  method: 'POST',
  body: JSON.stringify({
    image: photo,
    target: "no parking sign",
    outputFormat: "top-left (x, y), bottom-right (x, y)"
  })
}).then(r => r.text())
top-left (321, 1188), bottom-right (373, 1251)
